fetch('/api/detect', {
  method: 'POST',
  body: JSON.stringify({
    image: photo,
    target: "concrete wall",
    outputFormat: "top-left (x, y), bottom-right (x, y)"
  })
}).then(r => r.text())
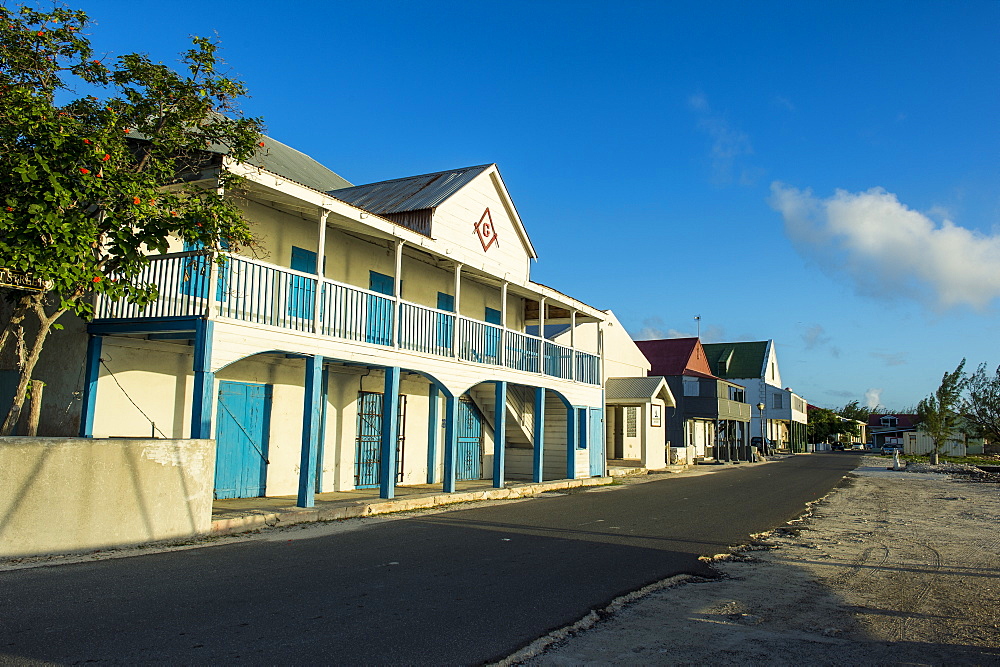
top-left (0, 437), bottom-right (214, 558)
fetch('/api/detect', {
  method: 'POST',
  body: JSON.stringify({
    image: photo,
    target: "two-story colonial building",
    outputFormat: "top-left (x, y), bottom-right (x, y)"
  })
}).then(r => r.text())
top-left (79, 138), bottom-right (609, 506)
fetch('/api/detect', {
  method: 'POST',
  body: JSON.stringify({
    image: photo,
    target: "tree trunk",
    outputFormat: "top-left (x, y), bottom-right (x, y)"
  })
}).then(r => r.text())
top-left (929, 450), bottom-right (940, 465)
top-left (26, 379), bottom-right (43, 436)
top-left (0, 295), bottom-right (68, 436)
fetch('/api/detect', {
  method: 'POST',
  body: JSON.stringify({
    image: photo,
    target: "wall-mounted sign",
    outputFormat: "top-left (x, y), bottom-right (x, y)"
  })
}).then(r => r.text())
top-left (651, 404), bottom-right (662, 427)
top-left (0, 268), bottom-right (47, 293)
top-left (474, 208), bottom-right (498, 252)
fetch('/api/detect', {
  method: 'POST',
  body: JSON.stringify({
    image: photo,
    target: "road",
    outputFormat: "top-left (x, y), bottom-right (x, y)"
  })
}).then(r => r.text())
top-left (0, 453), bottom-right (857, 665)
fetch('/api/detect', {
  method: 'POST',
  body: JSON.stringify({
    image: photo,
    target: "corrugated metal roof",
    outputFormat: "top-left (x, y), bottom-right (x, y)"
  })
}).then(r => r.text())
top-left (327, 164), bottom-right (492, 214)
top-left (247, 136), bottom-right (352, 193)
top-left (701, 341), bottom-right (769, 379)
top-left (636, 338), bottom-right (716, 378)
top-left (606, 376), bottom-right (671, 401)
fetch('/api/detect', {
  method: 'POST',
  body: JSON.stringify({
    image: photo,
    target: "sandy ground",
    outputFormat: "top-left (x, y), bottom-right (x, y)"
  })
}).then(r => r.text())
top-left (508, 456), bottom-right (1000, 666)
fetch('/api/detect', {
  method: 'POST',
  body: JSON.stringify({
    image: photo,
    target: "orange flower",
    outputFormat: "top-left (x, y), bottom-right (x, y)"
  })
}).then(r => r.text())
top-left (92, 276), bottom-right (101, 283)
top-left (258, 141), bottom-right (265, 147)
top-left (101, 154), bottom-right (110, 161)
top-left (83, 138), bottom-right (91, 144)
top-left (36, 31), bottom-right (44, 36)
top-left (4, 206), bottom-right (12, 212)
top-left (149, 198), bottom-right (155, 205)
top-left (133, 197), bottom-right (141, 205)
top-left (80, 168), bottom-right (90, 174)
top-left (123, 128), bottom-right (130, 134)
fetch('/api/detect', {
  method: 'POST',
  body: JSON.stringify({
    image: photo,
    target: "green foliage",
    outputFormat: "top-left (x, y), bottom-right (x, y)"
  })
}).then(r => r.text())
top-left (962, 363), bottom-right (1000, 445)
top-left (838, 400), bottom-right (874, 422)
top-left (0, 3), bottom-right (263, 434)
top-left (0, 3), bottom-right (262, 316)
top-left (808, 406), bottom-right (859, 443)
top-left (916, 359), bottom-right (968, 457)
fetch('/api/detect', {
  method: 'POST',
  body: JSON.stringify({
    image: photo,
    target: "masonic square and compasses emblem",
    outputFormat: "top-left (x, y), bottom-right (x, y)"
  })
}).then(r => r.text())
top-left (474, 208), bottom-right (498, 252)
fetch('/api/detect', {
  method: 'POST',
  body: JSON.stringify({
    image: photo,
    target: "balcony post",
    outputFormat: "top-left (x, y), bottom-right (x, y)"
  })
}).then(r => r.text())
top-left (314, 210), bottom-right (329, 335)
top-left (538, 297), bottom-right (546, 375)
top-left (427, 383), bottom-right (439, 484)
top-left (191, 319), bottom-right (215, 439)
top-left (443, 394), bottom-right (458, 493)
top-left (451, 263), bottom-right (462, 358)
top-left (499, 281), bottom-right (508, 368)
top-left (297, 354), bottom-right (323, 508)
top-left (379, 366), bottom-right (401, 499)
top-left (533, 387), bottom-right (545, 483)
top-left (206, 252), bottom-right (219, 319)
top-left (570, 309), bottom-right (577, 381)
top-left (392, 240), bottom-right (404, 348)
top-left (78, 335), bottom-right (103, 437)
top-left (493, 381), bottom-right (507, 488)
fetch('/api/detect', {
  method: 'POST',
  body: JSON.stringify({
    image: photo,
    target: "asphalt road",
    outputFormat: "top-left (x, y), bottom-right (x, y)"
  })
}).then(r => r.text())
top-left (0, 453), bottom-right (858, 665)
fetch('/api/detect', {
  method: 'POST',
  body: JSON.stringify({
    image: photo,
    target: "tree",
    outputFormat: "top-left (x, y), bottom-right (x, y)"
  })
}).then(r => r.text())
top-left (962, 363), bottom-right (1000, 452)
top-left (808, 406), bottom-right (859, 444)
top-left (839, 400), bottom-right (875, 423)
top-left (915, 360), bottom-right (968, 464)
top-left (0, 4), bottom-right (263, 435)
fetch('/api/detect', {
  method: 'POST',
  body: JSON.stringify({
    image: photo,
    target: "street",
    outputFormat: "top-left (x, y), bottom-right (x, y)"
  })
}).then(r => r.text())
top-left (0, 454), bottom-right (857, 665)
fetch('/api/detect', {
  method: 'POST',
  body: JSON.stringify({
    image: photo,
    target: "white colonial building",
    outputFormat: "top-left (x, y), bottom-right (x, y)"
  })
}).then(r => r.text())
top-left (79, 139), bottom-right (609, 505)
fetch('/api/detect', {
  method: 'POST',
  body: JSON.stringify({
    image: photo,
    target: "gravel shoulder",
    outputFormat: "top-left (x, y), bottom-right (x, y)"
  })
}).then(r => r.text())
top-left (509, 456), bottom-right (1000, 665)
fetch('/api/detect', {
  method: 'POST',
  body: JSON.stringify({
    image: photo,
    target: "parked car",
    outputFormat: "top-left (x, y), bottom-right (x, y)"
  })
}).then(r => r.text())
top-left (831, 442), bottom-right (845, 451)
top-left (881, 445), bottom-right (902, 455)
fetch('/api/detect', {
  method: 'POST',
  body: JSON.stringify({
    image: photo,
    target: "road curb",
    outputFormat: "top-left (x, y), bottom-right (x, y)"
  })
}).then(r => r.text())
top-left (209, 476), bottom-right (615, 536)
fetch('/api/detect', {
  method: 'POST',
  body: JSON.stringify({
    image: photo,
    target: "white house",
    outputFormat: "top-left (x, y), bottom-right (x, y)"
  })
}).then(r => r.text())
top-left (74, 138), bottom-right (610, 506)
top-left (701, 340), bottom-right (808, 453)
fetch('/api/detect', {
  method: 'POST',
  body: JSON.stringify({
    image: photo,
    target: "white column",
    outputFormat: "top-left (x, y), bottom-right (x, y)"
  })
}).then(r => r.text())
top-left (313, 210), bottom-right (329, 334)
top-left (499, 281), bottom-right (508, 367)
top-left (451, 263), bottom-right (463, 357)
top-left (392, 240), bottom-right (404, 348)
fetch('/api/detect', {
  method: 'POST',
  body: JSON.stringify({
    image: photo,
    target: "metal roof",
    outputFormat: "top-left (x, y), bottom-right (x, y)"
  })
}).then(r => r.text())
top-left (246, 136), bottom-right (352, 193)
top-left (605, 377), bottom-right (674, 404)
top-left (701, 341), bottom-right (770, 379)
top-left (327, 164), bottom-right (493, 214)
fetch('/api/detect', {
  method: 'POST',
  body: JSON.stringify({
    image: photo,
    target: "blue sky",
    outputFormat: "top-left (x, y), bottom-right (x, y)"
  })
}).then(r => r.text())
top-left (67, 0), bottom-right (1000, 410)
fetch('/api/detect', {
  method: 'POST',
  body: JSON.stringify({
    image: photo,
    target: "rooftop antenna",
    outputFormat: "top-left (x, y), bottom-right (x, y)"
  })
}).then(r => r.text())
top-left (695, 315), bottom-right (701, 338)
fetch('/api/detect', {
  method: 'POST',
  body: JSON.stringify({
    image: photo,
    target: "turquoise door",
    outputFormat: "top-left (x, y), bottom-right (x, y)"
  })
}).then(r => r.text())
top-left (179, 240), bottom-right (227, 300)
top-left (589, 407), bottom-right (604, 476)
top-left (366, 271), bottom-right (394, 346)
top-left (354, 391), bottom-right (406, 488)
top-left (214, 381), bottom-right (271, 499)
top-left (287, 246), bottom-right (317, 319)
top-left (456, 398), bottom-right (483, 480)
top-left (436, 292), bottom-right (454, 352)
top-left (483, 307), bottom-right (501, 364)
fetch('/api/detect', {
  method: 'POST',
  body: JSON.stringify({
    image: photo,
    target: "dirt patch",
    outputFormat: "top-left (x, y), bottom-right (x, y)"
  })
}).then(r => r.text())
top-left (511, 456), bottom-right (1000, 665)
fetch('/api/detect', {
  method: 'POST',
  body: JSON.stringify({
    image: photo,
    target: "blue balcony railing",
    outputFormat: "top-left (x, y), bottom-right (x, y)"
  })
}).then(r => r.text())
top-left (94, 251), bottom-right (601, 385)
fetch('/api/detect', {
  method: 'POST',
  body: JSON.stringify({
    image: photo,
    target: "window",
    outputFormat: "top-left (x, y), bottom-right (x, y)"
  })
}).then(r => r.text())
top-left (577, 407), bottom-right (588, 449)
top-left (626, 407), bottom-right (637, 437)
top-left (728, 386), bottom-right (745, 402)
top-left (772, 393), bottom-right (783, 409)
top-left (683, 378), bottom-right (700, 397)
top-left (881, 415), bottom-right (898, 427)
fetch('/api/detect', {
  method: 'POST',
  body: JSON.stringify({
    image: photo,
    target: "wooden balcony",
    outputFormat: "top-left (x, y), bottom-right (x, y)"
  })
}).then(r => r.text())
top-left (94, 251), bottom-right (601, 386)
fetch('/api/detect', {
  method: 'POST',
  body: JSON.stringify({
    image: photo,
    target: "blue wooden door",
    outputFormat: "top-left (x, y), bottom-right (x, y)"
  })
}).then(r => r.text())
top-left (366, 271), bottom-right (394, 345)
top-left (483, 307), bottom-right (501, 363)
top-left (354, 391), bottom-right (406, 488)
top-left (589, 407), bottom-right (604, 476)
top-left (456, 398), bottom-right (483, 480)
top-left (436, 292), bottom-right (454, 352)
top-left (179, 240), bottom-right (227, 300)
top-left (214, 381), bottom-right (271, 499)
top-left (287, 246), bottom-right (317, 319)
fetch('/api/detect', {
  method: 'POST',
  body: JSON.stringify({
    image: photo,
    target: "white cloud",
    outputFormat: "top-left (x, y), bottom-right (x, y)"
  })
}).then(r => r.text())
top-left (864, 388), bottom-right (883, 410)
top-left (801, 324), bottom-right (829, 350)
top-left (631, 318), bottom-right (725, 342)
top-left (770, 183), bottom-right (1000, 310)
